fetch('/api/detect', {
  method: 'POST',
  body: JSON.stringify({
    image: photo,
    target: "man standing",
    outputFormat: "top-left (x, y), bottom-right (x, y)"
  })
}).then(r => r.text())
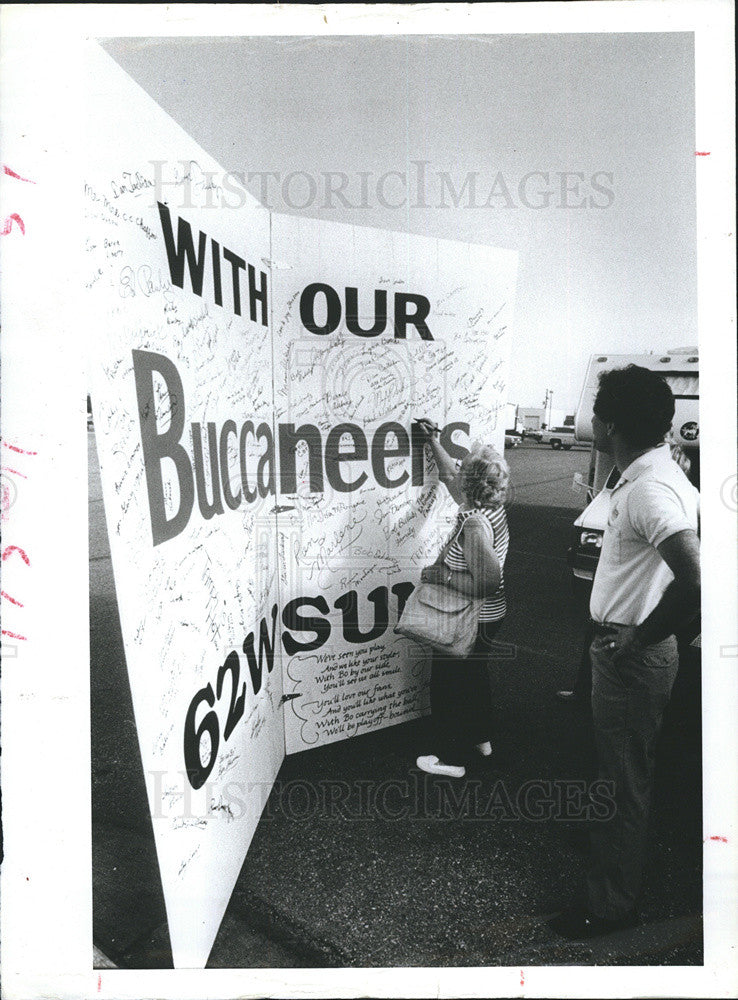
top-left (549, 364), bottom-right (700, 938)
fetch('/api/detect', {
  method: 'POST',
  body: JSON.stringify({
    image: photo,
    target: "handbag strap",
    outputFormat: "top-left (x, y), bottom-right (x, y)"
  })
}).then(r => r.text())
top-left (463, 510), bottom-right (495, 540)
top-left (438, 510), bottom-right (493, 563)
top-left (436, 515), bottom-right (465, 564)
top-left (455, 510), bottom-right (495, 546)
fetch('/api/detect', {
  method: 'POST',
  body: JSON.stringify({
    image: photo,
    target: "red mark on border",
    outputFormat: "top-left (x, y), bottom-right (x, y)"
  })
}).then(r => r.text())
top-left (706, 835), bottom-right (728, 843)
top-left (97, 973), bottom-right (102, 992)
top-left (2, 546), bottom-right (30, 565)
top-left (3, 165), bottom-right (35, 183)
top-left (2, 442), bottom-right (38, 456)
top-left (695, 151), bottom-right (711, 156)
top-left (2, 629), bottom-right (27, 641)
top-left (2, 466), bottom-right (27, 479)
top-left (1, 214), bottom-right (25, 236)
top-left (520, 969), bottom-right (525, 986)
top-left (2, 590), bottom-right (24, 608)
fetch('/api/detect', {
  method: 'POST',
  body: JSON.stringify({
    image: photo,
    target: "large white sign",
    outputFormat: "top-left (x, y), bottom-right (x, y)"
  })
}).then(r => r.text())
top-left (84, 47), bottom-right (283, 968)
top-left (83, 45), bottom-right (517, 967)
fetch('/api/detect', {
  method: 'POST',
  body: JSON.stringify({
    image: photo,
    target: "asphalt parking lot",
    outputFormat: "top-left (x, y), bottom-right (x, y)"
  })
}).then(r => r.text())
top-left (90, 431), bottom-right (702, 969)
top-left (504, 437), bottom-right (592, 509)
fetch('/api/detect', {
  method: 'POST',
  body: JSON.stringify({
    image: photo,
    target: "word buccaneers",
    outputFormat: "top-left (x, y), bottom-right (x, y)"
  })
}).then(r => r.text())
top-left (133, 349), bottom-right (469, 545)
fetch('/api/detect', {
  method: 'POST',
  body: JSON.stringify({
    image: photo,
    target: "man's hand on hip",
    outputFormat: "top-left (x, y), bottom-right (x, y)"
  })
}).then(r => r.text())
top-left (608, 626), bottom-right (644, 663)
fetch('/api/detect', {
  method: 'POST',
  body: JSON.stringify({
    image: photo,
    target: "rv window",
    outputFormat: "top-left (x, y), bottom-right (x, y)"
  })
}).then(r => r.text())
top-left (664, 373), bottom-right (699, 398)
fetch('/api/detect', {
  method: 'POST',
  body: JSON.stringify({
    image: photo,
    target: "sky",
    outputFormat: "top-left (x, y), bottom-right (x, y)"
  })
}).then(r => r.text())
top-left (103, 32), bottom-right (697, 414)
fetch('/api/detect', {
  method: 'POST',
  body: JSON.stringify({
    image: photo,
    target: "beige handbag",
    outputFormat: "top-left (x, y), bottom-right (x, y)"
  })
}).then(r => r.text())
top-left (394, 581), bottom-right (484, 657)
top-left (394, 514), bottom-right (490, 657)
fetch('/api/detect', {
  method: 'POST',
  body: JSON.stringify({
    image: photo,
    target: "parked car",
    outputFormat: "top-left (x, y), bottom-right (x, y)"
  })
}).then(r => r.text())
top-left (567, 465), bottom-right (620, 580)
top-left (537, 426), bottom-right (575, 449)
top-left (504, 430), bottom-right (522, 448)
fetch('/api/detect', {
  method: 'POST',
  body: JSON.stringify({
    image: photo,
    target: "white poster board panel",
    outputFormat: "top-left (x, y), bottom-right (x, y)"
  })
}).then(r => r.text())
top-left (83, 46), bottom-right (284, 968)
top-left (271, 214), bottom-right (517, 754)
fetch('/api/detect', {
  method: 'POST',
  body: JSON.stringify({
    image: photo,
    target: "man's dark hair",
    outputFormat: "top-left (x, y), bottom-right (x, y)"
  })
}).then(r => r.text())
top-left (593, 364), bottom-right (675, 449)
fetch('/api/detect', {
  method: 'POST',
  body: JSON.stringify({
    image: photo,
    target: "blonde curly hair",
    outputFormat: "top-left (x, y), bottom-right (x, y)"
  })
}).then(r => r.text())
top-left (460, 444), bottom-right (510, 509)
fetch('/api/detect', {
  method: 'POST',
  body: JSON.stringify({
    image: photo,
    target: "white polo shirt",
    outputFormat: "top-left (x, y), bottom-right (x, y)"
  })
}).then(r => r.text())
top-left (590, 443), bottom-right (699, 626)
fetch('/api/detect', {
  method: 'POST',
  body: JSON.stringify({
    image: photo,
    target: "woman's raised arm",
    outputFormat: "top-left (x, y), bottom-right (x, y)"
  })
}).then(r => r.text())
top-left (415, 418), bottom-right (465, 505)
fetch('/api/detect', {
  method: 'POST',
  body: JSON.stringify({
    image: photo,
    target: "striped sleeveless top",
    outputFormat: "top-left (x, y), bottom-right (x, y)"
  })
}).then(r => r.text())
top-left (443, 505), bottom-right (509, 622)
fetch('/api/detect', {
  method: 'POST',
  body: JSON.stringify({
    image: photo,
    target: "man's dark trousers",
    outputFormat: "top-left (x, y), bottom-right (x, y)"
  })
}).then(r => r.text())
top-left (586, 626), bottom-right (679, 919)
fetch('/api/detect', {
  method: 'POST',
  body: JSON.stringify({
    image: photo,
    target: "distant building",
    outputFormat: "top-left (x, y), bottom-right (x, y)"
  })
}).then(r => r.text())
top-left (517, 407), bottom-right (546, 431)
top-left (505, 402), bottom-right (524, 432)
top-left (515, 406), bottom-right (575, 432)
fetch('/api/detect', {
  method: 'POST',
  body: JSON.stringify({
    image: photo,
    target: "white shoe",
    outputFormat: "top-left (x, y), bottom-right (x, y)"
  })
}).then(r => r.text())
top-left (475, 741), bottom-right (492, 757)
top-left (416, 755), bottom-right (466, 778)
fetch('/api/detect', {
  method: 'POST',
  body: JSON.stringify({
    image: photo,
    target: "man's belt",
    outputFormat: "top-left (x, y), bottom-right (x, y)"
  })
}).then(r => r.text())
top-left (590, 620), bottom-right (630, 636)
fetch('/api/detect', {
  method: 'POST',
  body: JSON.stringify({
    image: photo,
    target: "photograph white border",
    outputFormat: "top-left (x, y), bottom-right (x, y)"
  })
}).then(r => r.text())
top-left (1, 3), bottom-right (735, 998)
